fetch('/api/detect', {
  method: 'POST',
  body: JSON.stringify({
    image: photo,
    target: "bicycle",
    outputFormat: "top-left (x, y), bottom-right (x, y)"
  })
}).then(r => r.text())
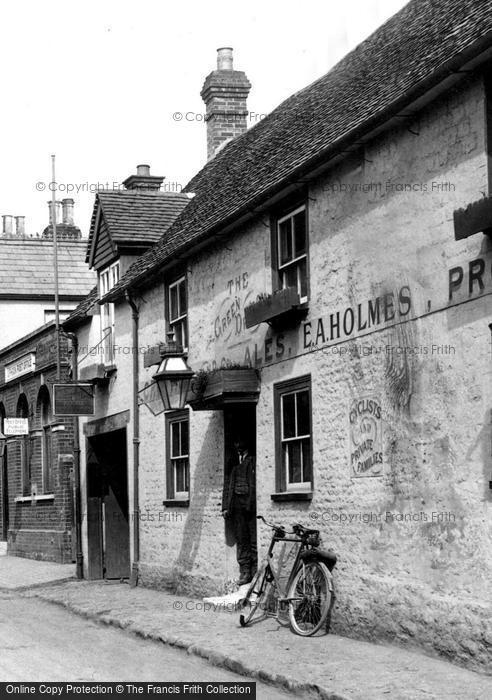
top-left (239, 515), bottom-right (337, 636)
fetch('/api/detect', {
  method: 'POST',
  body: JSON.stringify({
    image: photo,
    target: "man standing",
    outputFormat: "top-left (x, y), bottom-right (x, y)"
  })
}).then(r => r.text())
top-left (222, 437), bottom-right (257, 585)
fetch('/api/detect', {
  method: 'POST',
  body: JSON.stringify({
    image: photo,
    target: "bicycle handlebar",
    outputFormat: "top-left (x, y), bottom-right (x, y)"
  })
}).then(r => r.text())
top-left (256, 514), bottom-right (318, 537)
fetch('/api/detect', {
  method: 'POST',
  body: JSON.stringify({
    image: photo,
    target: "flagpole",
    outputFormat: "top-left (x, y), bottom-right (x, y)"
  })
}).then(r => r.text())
top-left (51, 155), bottom-right (61, 380)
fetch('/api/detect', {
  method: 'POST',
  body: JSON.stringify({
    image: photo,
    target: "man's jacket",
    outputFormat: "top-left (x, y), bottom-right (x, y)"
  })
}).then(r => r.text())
top-left (222, 454), bottom-right (256, 513)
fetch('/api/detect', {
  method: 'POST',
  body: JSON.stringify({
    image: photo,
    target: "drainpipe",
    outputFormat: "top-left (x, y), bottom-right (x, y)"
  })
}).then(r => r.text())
top-left (126, 291), bottom-right (140, 587)
top-left (66, 332), bottom-right (83, 579)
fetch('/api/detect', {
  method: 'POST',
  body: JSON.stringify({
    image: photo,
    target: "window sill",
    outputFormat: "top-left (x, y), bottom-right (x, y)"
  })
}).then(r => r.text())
top-left (15, 494), bottom-right (55, 503)
top-left (270, 491), bottom-right (313, 502)
top-left (162, 499), bottom-right (189, 508)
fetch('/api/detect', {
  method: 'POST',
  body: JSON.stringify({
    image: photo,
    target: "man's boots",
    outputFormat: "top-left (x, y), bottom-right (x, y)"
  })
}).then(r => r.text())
top-left (238, 565), bottom-right (252, 586)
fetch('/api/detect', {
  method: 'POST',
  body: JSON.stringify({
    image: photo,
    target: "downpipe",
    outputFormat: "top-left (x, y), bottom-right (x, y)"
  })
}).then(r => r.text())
top-left (126, 291), bottom-right (140, 587)
top-left (65, 332), bottom-right (83, 579)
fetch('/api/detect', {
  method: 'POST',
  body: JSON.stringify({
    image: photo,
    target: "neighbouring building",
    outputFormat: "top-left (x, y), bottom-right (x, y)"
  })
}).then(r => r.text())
top-left (0, 323), bottom-right (76, 562)
top-left (63, 168), bottom-right (191, 579)
top-left (0, 199), bottom-right (95, 349)
top-left (66, 0), bottom-right (492, 673)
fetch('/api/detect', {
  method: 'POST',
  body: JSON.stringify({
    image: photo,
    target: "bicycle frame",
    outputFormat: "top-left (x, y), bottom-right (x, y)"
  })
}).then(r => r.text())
top-left (253, 526), bottom-right (317, 604)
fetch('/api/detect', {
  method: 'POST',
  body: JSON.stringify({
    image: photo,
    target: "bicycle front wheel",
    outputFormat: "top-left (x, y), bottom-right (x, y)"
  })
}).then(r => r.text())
top-left (239, 568), bottom-right (272, 627)
top-left (287, 560), bottom-right (333, 636)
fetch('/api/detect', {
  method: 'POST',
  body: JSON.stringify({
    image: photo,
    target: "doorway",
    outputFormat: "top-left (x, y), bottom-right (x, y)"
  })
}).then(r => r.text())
top-left (223, 403), bottom-right (257, 566)
top-left (86, 428), bottom-right (130, 580)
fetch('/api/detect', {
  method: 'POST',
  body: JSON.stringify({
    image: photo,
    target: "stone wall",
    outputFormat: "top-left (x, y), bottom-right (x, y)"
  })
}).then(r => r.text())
top-left (135, 74), bottom-right (492, 671)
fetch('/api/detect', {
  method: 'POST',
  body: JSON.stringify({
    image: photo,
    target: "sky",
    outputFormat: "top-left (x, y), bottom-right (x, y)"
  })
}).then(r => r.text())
top-left (0, 0), bottom-right (408, 237)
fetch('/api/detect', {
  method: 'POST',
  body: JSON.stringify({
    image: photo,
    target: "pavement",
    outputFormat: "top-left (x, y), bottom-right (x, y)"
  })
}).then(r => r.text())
top-left (1, 555), bottom-right (492, 699)
top-left (0, 554), bottom-right (74, 590)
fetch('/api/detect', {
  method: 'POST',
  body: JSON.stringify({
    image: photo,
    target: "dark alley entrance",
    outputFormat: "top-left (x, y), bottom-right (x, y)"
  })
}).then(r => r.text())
top-left (86, 428), bottom-right (130, 580)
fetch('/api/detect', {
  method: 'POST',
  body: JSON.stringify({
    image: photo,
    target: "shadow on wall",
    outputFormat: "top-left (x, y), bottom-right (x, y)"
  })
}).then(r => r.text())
top-left (171, 416), bottom-right (223, 596)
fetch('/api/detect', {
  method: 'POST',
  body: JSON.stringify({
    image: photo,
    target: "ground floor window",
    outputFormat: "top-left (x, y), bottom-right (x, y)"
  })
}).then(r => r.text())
top-left (274, 375), bottom-right (312, 492)
top-left (166, 410), bottom-right (189, 500)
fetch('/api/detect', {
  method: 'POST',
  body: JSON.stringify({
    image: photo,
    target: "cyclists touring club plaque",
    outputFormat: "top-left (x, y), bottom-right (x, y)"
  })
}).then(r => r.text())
top-left (349, 397), bottom-right (383, 477)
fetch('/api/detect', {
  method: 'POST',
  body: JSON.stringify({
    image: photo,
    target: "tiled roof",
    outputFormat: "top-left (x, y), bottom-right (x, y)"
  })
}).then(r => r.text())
top-left (0, 239), bottom-right (96, 297)
top-left (63, 285), bottom-right (98, 330)
top-left (106, 0), bottom-right (492, 300)
top-left (86, 190), bottom-right (192, 263)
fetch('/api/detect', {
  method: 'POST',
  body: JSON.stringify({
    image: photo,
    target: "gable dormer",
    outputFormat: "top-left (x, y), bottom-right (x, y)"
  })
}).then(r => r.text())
top-left (86, 164), bottom-right (190, 273)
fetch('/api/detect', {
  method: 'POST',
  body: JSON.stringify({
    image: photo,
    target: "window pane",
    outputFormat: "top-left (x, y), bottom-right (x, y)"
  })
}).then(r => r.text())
top-left (302, 439), bottom-right (312, 483)
top-left (294, 211), bottom-right (306, 256)
top-left (170, 285), bottom-right (178, 322)
top-left (180, 419), bottom-right (189, 455)
top-left (287, 442), bottom-right (302, 484)
top-left (282, 264), bottom-right (297, 290)
top-left (178, 280), bottom-right (187, 316)
top-left (282, 393), bottom-right (296, 438)
top-left (296, 390), bottom-right (310, 436)
top-left (171, 422), bottom-right (180, 458)
top-left (279, 219), bottom-right (292, 265)
top-left (299, 258), bottom-right (308, 299)
top-left (175, 459), bottom-right (188, 493)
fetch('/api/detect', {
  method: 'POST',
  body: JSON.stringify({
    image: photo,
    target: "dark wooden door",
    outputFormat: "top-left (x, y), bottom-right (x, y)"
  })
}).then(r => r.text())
top-left (86, 430), bottom-right (130, 579)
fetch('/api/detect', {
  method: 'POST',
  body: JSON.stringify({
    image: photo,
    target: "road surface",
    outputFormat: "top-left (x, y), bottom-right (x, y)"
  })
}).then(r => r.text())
top-left (0, 591), bottom-right (292, 698)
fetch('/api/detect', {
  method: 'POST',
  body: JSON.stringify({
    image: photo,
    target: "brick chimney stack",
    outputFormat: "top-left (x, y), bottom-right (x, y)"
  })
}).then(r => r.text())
top-left (201, 48), bottom-right (251, 160)
top-left (43, 199), bottom-right (81, 241)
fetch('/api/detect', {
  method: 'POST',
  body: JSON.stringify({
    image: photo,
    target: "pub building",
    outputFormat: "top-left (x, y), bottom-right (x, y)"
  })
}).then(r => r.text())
top-left (65, 0), bottom-right (492, 671)
top-left (0, 324), bottom-right (76, 562)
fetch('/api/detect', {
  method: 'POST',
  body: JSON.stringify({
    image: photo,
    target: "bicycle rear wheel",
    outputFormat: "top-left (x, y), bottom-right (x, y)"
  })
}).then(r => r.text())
top-left (239, 567), bottom-right (272, 627)
top-left (287, 560), bottom-right (333, 636)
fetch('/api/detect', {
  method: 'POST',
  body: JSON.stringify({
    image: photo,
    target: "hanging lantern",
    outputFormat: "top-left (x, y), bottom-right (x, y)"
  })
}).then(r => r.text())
top-left (152, 334), bottom-right (194, 411)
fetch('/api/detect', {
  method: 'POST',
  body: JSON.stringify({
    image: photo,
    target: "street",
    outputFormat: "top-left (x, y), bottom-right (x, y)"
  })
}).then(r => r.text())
top-left (0, 592), bottom-right (291, 698)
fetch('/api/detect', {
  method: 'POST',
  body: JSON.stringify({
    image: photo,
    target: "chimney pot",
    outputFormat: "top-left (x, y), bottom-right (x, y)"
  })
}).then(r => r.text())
top-left (47, 201), bottom-right (62, 226)
top-left (136, 164), bottom-right (151, 177)
top-left (15, 216), bottom-right (25, 237)
top-left (62, 198), bottom-right (74, 225)
top-left (217, 47), bottom-right (234, 70)
top-left (2, 215), bottom-right (13, 236)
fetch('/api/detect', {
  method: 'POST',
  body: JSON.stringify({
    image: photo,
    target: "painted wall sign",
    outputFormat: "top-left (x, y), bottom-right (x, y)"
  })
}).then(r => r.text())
top-left (4, 417), bottom-right (29, 435)
top-left (349, 397), bottom-right (383, 477)
top-left (304, 286), bottom-right (412, 351)
top-left (4, 353), bottom-right (36, 382)
top-left (53, 383), bottom-right (95, 416)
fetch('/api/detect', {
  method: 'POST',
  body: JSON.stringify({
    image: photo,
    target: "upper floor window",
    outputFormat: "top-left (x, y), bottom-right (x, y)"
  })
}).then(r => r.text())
top-left (276, 205), bottom-right (308, 303)
top-left (274, 375), bottom-right (312, 493)
top-left (99, 261), bottom-right (120, 297)
top-left (166, 410), bottom-right (189, 502)
top-left (167, 276), bottom-right (188, 351)
top-left (99, 261), bottom-right (120, 365)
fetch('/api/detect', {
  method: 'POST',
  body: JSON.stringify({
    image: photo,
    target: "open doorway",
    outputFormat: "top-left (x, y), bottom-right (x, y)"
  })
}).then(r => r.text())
top-left (86, 428), bottom-right (130, 580)
top-left (223, 403), bottom-right (257, 584)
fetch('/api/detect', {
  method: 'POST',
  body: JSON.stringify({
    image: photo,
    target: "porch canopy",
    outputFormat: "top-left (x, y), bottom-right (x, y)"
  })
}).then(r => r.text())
top-left (187, 368), bottom-right (260, 411)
